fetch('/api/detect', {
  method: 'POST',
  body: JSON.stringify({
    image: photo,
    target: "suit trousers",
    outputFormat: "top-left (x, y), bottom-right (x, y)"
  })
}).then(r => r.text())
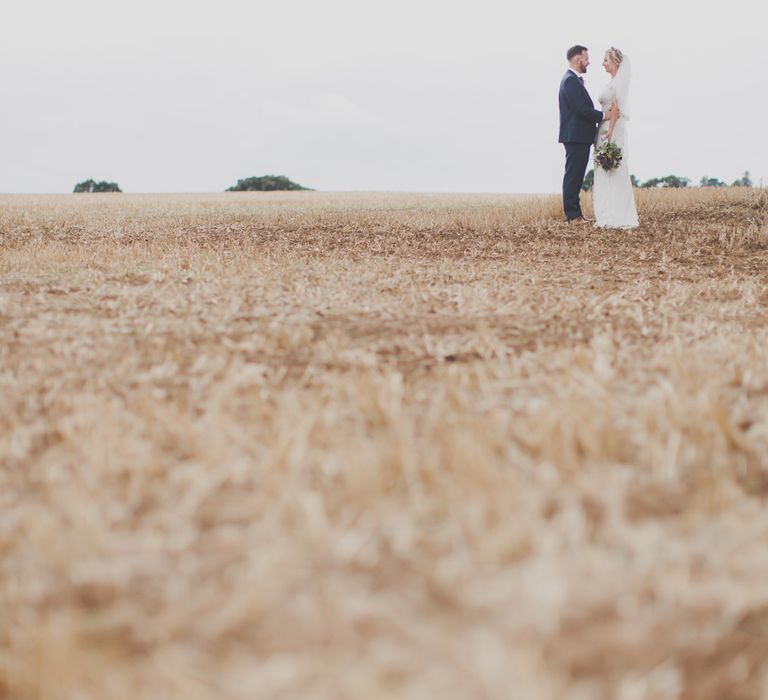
top-left (562, 143), bottom-right (591, 221)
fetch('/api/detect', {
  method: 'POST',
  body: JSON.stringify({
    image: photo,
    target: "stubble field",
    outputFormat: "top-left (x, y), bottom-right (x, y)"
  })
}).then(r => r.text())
top-left (2, 187), bottom-right (768, 700)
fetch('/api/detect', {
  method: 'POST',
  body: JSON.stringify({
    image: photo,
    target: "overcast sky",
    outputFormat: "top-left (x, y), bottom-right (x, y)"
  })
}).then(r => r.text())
top-left (2, 0), bottom-right (765, 193)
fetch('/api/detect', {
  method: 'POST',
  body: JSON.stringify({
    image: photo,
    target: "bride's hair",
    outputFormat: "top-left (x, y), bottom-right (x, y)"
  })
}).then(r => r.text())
top-left (605, 47), bottom-right (623, 68)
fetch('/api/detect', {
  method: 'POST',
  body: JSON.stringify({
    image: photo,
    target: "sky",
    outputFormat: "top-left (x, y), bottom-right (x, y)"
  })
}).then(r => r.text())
top-left (1, 0), bottom-right (765, 194)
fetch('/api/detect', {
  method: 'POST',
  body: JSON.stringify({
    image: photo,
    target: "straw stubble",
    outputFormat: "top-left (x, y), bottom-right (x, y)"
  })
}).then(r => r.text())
top-left (1, 188), bottom-right (768, 699)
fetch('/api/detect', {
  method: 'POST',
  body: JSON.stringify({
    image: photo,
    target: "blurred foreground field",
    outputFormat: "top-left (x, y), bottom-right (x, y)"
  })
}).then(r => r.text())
top-left (2, 188), bottom-right (768, 699)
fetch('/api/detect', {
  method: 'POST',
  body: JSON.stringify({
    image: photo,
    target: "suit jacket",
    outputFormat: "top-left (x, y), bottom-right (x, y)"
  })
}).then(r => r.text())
top-left (558, 71), bottom-right (604, 144)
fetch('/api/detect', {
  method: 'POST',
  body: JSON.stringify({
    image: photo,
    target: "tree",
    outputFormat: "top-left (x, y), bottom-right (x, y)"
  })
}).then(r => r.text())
top-left (226, 175), bottom-right (311, 192)
top-left (630, 174), bottom-right (640, 188)
top-left (641, 175), bottom-right (690, 188)
top-left (731, 171), bottom-right (753, 187)
top-left (73, 179), bottom-right (122, 193)
top-left (700, 176), bottom-right (726, 188)
top-left (662, 175), bottom-right (690, 188)
top-left (581, 169), bottom-right (594, 192)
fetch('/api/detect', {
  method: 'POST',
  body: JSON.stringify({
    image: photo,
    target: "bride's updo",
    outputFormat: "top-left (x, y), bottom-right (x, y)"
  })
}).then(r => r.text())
top-left (606, 47), bottom-right (623, 69)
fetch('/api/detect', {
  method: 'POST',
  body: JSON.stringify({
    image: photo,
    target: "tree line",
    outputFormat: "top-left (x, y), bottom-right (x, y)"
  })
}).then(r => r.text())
top-left (73, 171), bottom-right (757, 194)
top-left (583, 171), bottom-right (754, 192)
top-left (72, 175), bottom-right (311, 193)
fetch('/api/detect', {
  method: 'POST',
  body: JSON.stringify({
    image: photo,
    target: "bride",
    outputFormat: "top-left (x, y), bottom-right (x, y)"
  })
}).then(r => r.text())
top-left (593, 47), bottom-right (639, 229)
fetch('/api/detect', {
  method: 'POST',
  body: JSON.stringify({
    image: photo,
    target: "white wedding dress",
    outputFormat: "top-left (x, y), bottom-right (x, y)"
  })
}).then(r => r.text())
top-left (593, 56), bottom-right (639, 229)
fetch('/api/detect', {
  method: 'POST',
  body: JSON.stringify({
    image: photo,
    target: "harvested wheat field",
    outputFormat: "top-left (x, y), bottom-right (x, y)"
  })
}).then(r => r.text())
top-left (1, 187), bottom-right (768, 700)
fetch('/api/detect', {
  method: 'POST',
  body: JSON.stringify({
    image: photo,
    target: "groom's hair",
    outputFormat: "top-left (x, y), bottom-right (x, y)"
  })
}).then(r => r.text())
top-left (567, 45), bottom-right (588, 61)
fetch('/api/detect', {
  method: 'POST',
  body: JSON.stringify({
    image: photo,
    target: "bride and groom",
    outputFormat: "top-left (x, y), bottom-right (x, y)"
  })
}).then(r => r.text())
top-left (559, 44), bottom-right (638, 229)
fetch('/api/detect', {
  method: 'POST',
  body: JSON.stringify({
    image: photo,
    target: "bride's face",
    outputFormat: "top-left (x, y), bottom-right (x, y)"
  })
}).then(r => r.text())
top-left (602, 55), bottom-right (617, 76)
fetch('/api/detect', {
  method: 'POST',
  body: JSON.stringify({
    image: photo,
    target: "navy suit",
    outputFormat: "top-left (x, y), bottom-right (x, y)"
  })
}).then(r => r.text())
top-left (558, 71), bottom-right (604, 220)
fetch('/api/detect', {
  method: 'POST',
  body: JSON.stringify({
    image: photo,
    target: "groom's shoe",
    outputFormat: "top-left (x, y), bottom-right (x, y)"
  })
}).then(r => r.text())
top-left (568, 216), bottom-right (591, 224)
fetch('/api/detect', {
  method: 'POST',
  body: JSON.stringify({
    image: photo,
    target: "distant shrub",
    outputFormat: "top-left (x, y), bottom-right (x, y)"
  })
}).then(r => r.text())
top-left (73, 179), bottom-right (122, 193)
top-left (641, 175), bottom-right (690, 189)
top-left (226, 175), bottom-right (311, 192)
top-left (731, 171), bottom-right (753, 187)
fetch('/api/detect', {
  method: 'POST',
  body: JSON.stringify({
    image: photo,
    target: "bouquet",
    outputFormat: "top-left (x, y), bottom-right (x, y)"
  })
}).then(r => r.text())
top-left (594, 141), bottom-right (623, 171)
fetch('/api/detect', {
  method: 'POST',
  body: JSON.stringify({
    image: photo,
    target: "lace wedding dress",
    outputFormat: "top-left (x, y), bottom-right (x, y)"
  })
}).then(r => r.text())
top-left (593, 56), bottom-right (639, 229)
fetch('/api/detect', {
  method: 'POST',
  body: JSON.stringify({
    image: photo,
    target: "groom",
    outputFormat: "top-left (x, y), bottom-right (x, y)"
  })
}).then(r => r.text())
top-left (559, 45), bottom-right (613, 223)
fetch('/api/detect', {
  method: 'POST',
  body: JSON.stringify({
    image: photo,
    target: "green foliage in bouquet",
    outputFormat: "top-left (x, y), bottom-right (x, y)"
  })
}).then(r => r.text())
top-left (594, 142), bottom-right (623, 171)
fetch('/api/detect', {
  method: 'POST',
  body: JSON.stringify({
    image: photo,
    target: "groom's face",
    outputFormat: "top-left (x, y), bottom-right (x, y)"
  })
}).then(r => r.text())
top-left (577, 51), bottom-right (590, 73)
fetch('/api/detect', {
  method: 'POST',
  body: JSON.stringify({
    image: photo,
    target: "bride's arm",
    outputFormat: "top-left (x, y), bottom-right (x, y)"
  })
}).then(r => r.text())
top-left (605, 101), bottom-right (619, 141)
